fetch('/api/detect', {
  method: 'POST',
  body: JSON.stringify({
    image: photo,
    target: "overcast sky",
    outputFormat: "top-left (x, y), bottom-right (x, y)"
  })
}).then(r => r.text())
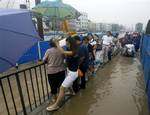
top-left (62, 0), bottom-right (150, 27)
top-left (1, 0), bottom-right (150, 27)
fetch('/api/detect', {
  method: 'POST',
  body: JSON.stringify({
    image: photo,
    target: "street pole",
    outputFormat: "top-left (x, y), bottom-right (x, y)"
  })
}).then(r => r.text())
top-left (35, 0), bottom-right (44, 40)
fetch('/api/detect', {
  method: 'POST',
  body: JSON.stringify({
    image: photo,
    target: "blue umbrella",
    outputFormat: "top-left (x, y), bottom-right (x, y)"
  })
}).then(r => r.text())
top-left (0, 9), bottom-right (40, 73)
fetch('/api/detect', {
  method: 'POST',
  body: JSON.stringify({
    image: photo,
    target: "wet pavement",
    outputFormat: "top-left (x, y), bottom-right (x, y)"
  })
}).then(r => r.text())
top-left (37, 55), bottom-right (149, 115)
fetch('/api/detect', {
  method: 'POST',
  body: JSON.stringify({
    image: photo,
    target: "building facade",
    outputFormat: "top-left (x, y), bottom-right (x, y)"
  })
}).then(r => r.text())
top-left (92, 23), bottom-right (113, 32)
top-left (88, 20), bottom-right (96, 32)
top-left (0, 0), bottom-right (35, 9)
top-left (76, 12), bottom-right (88, 31)
top-left (135, 22), bottom-right (143, 33)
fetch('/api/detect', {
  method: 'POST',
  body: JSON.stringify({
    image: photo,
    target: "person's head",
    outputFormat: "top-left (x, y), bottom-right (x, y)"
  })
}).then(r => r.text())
top-left (83, 36), bottom-right (89, 44)
top-left (88, 33), bottom-right (94, 41)
top-left (107, 31), bottom-right (112, 36)
top-left (49, 38), bottom-right (57, 48)
top-left (125, 32), bottom-right (129, 35)
top-left (114, 33), bottom-right (119, 38)
top-left (66, 36), bottom-right (78, 55)
top-left (73, 36), bottom-right (81, 45)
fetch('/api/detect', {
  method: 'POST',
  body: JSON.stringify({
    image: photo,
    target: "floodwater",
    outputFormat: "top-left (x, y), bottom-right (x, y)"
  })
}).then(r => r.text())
top-left (52, 56), bottom-right (149, 115)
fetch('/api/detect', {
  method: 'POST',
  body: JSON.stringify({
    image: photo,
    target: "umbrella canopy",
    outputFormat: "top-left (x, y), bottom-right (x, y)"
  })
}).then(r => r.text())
top-left (32, 0), bottom-right (80, 20)
top-left (0, 9), bottom-right (39, 73)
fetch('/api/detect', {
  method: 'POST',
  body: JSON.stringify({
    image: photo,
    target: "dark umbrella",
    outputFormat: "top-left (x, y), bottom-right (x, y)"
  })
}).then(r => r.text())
top-left (0, 9), bottom-right (39, 72)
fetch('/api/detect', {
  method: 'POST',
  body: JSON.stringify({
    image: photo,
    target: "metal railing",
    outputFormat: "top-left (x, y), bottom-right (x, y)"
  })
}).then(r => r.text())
top-left (0, 63), bottom-right (50, 115)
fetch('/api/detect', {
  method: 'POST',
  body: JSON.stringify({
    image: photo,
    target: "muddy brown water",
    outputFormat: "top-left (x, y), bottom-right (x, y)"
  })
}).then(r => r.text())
top-left (51, 56), bottom-right (149, 115)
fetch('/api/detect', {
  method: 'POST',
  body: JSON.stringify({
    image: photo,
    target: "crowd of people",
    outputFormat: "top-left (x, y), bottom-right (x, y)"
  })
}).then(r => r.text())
top-left (43, 31), bottom-right (120, 111)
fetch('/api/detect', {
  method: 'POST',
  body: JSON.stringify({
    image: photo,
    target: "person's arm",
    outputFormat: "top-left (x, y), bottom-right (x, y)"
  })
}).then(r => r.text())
top-left (55, 41), bottom-right (73, 56)
top-left (109, 37), bottom-right (114, 47)
top-left (43, 50), bottom-right (49, 63)
top-left (111, 36), bottom-right (114, 44)
top-left (57, 36), bottom-right (64, 41)
top-left (102, 35), bottom-right (106, 41)
top-left (91, 46), bottom-right (95, 60)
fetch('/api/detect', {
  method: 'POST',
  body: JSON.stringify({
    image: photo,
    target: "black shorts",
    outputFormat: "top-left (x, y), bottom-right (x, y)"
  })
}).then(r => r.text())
top-left (48, 71), bottom-right (65, 95)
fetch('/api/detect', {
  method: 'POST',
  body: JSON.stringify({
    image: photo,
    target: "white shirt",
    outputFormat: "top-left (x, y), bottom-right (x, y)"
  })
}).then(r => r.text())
top-left (89, 39), bottom-right (97, 46)
top-left (102, 35), bottom-right (113, 45)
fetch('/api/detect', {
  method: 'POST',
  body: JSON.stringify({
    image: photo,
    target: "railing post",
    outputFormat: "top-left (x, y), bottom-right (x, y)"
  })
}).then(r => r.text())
top-left (15, 73), bottom-right (27, 115)
top-left (0, 80), bottom-right (10, 115)
top-left (38, 41), bottom-right (42, 60)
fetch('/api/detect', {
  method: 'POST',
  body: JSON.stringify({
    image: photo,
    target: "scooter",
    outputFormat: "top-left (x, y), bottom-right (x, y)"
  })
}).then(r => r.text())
top-left (121, 44), bottom-right (135, 57)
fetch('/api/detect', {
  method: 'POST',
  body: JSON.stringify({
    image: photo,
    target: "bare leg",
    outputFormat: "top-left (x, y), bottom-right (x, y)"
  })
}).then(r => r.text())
top-left (51, 94), bottom-right (57, 103)
top-left (55, 86), bottom-right (65, 106)
top-left (48, 85), bottom-right (65, 108)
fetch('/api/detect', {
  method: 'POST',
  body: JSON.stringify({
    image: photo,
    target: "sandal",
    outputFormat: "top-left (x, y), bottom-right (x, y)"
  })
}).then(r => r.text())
top-left (46, 105), bottom-right (59, 111)
top-left (65, 92), bottom-right (76, 96)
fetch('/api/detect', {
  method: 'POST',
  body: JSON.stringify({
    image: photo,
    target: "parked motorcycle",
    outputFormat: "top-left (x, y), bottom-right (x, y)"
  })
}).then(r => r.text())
top-left (121, 44), bottom-right (135, 57)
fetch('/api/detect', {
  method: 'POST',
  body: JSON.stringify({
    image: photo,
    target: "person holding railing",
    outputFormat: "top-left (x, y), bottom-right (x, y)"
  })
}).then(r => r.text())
top-left (43, 39), bottom-right (66, 103)
top-left (46, 36), bottom-right (80, 111)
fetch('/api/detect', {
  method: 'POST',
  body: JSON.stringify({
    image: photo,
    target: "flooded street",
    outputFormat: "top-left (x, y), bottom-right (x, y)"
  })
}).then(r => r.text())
top-left (52, 55), bottom-right (149, 115)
